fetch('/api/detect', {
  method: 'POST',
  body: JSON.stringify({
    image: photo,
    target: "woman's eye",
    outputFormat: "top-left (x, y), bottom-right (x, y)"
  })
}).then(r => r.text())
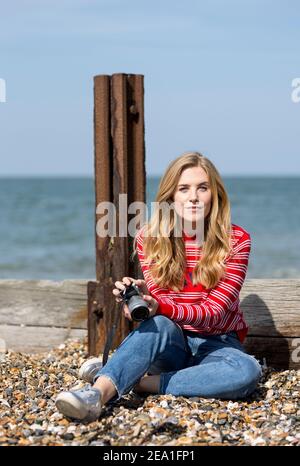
top-left (179, 187), bottom-right (207, 192)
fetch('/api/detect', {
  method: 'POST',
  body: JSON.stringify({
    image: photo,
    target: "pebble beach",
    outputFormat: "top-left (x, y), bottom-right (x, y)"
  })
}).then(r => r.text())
top-left (0, 338), bottom-right (299, 447)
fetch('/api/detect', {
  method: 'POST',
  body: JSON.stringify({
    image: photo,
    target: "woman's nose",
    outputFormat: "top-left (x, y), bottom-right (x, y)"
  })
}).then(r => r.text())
top-left (189, 191), bottom-right (199, 202)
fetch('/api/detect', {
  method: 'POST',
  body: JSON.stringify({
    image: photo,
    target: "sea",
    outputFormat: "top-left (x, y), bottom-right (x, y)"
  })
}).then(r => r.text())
top-left (0, 176), bottom-right (299, 280)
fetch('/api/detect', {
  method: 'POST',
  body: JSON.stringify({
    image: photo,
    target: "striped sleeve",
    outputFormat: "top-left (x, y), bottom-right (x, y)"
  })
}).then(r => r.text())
top-left (155, 232), bottom-right (251, 330)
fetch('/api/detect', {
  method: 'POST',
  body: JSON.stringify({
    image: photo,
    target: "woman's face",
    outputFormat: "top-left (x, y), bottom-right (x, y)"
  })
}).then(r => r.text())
top-left (173, 166), bottom-right (212, 228)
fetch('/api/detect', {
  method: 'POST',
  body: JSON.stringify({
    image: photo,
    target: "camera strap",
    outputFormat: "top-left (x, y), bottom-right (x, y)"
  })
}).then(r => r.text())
top-left (102, 302), bottom-right (123, 367)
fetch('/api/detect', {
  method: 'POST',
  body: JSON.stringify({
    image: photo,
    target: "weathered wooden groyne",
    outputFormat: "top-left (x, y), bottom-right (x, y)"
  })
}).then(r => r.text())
top-left (0, 278), bottom-right (299, 370)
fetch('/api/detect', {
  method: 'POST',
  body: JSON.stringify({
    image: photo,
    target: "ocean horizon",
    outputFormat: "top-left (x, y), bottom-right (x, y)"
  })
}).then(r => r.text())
top-left (0, 175), bottom-right (299, 280)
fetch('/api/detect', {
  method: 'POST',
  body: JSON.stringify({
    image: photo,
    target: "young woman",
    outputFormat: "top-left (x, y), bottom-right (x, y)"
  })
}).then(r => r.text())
top-left (55, 151), bottom-right (262, 423)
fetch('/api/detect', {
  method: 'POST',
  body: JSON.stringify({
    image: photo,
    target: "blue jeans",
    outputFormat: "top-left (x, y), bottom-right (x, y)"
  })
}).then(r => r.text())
top-left (94, 315), bottom-right (262, 401)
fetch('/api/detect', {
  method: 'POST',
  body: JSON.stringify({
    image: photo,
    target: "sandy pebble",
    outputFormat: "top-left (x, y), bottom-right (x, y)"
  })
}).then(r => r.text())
top-left (0, 337), bottom-right (299, 446)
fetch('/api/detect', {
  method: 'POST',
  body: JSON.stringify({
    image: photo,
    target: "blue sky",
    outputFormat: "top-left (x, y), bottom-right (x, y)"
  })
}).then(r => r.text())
top-left (0, 0), bottom-right (299, 176)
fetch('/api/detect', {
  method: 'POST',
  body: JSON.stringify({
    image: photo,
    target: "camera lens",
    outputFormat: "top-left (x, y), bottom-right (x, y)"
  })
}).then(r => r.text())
top-left (121, 284), bottom-right (150, 322)
top-left (131, 305), bottom-right (149, 321)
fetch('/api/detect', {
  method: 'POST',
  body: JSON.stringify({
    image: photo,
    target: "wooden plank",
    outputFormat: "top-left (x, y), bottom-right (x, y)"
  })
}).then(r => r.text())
top-left (244, 336), bottom-right (299, 370)
top-left (126, 74), bottom-right (146, 285)
top-left (0, 279), bottom-right (87, 328)
top-left (240, 279), bottom-right (300, 336)
top-left (0, 324), bottom-right (87, 354)
top-left (1, 328), bottom-right (298, 368)
top-left (110, 73), bottom-right (146, 339)
top-left (0, 279), bottom-right (299, 367)
top-left (87, 280), bottom-right (103, 357)
top-left (110, 73), bottom-right (132, 347)
top-left (92, 75), bottom-right (115, 355)
top-left (1, 279), bottom-right (299, 335)
top-left (90, 73), bottom-right (146, 355)
top-left (93, 74), bottom-right (111, 281)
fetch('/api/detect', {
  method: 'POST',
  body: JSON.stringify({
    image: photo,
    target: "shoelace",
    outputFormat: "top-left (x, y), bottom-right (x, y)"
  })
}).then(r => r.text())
top-left (81, 384), bottom-right (102, 402)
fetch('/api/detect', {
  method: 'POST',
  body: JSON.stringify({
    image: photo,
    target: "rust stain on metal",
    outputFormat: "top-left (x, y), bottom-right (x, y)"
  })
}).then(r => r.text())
top-left (88, 73), bottom-right (146, 356)
top-left (69, 306), bottom-right (88, 327)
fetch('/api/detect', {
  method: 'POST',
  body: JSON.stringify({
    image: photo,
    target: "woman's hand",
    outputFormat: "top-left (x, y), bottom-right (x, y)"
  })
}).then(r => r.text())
top-left (142, 294), bottom-right (159, 318)
top-left (112, 277), bottom-right (158, 321)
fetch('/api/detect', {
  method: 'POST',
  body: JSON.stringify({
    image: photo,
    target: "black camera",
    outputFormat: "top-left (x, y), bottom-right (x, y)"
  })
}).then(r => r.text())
top-left (120, 282), bottom-right (150, 321)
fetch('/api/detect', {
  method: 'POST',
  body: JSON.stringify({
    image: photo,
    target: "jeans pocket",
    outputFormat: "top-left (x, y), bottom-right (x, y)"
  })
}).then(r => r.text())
top-left (186, 334), bottom-right (207, 357)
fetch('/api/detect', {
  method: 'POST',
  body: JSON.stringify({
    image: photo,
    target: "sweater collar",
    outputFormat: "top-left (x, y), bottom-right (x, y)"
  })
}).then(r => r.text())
top-left (182, 231), bottom-right (197, 240)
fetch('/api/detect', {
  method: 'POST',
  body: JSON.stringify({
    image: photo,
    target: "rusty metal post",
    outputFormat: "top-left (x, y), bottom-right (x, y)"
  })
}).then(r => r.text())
top-left (88, 73), bottom-right (146, 356)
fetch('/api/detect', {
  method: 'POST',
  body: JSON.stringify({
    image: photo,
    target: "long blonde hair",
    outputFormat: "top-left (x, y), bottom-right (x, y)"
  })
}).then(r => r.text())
top-left (132, 151), bottom-right (233, 291)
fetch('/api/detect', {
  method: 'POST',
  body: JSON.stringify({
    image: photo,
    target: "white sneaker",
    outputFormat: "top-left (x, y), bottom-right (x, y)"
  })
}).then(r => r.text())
top-left (78, 357), bottom-right (103, 384)
top-left (55, 384), bottom-right (103, 422)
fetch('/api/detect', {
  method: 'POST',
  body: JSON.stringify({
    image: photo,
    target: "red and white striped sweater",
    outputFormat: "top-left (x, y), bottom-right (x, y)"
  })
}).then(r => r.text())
top-left (135, 223), bottom-right (251, 344)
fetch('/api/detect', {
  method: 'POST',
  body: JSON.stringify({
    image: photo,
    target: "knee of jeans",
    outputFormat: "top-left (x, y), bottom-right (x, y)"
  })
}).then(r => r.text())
top-left (143, 315), bottom-right (175, 331)
top-left (150, 315), bottom-right (177, 333)
top-left (240, 355), bottom-right (262, 387)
